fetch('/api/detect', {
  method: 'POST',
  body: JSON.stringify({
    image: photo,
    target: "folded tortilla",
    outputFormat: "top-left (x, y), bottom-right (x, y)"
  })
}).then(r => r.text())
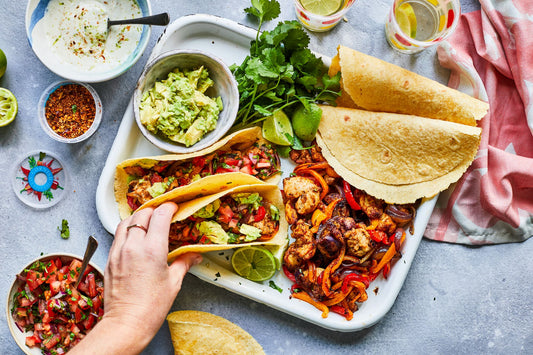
top-left (317, 105), bottom-right (482, 204)
top-left (167, 311), bottom-right (265, 355)
top-left (114, 127), bottom-right (280, 219)
top-left (146, 183), bottom-right (288, 261)
top-left (329, 45), bottom-right (489, 126)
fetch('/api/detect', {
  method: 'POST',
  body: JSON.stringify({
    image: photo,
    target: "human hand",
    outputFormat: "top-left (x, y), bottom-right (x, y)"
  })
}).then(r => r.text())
top-left (70, 202), bottom-right (201, 354)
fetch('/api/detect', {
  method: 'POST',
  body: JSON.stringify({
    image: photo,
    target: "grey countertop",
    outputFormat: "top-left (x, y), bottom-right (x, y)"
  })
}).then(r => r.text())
top-left (2, 0), bottom-right (532, 354)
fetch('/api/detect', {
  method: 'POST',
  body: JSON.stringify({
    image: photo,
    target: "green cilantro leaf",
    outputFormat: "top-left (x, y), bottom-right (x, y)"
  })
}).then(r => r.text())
top-left (58, 219), bottom-right (70, 239)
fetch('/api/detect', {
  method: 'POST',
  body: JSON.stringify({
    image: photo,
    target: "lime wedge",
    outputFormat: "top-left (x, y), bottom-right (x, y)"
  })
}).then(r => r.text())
top-left (396, 3), bottom-right (417, 39)
top-left (0, 49), bottom-right (6, 79)
top-left (262, 110), bottom-right (293, 146)
top-left (300, 0), bottom-right (342, 16)
top-left (231, 246), bottom-right (277, 282)
top-left (0, 87), bottom-right (17, 127)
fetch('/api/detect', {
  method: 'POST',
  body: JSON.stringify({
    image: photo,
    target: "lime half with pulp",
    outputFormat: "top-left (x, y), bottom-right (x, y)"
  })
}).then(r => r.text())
top-left (396, 3), bottom-right (417, 39)
top-left (262, 110), bottom-right (293, 146)
top-left (0, 88), bottom-right (17, 127)
top-left (231, 246), bottom-right (277, 282)
top-left (300, 0), bottom-right (342, 16)
top-left (291, 104), bottom-right (322, 142)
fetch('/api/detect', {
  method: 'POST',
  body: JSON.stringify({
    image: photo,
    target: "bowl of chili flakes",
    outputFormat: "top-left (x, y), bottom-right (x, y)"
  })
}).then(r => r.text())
top-left (38, 81), bottom-right (103, 143)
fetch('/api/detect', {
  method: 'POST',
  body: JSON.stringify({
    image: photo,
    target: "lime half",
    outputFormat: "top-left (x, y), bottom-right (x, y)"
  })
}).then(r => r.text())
top-left (396, 3), bottom-right (417, 39)
top-left (231, 246), bottom-right (277, 282)
top-left (0, 49), bottom-right (6, 79)
top-left (0, 88), bottom-right (17, 127)
top-left (300, 0), bottom-right (342, 16)
top-left (262, 110), bottom-right (293, 146)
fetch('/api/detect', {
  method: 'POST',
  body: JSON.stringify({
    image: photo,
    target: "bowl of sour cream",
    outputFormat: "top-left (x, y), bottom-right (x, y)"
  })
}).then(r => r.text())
top-left (25, 0), bottom-right (152, 83)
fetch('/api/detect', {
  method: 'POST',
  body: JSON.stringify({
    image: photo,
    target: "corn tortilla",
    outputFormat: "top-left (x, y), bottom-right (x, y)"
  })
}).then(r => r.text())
top-left (114, 127), bottom-right (278, 219)
top-left (317, 105), bottom-right (482, 204)
top-left (328, 45), bottom-right (489, 126)
top-left (167, 311), bottom-right (265, 355)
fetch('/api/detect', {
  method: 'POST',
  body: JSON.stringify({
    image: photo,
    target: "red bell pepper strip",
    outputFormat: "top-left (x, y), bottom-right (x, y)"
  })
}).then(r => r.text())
top-left (282, 265), bottom-right (296, 283)
top-left (343, 180), bottom-right (361, 211)
top-left (341, 273), bottom-right (370, 293)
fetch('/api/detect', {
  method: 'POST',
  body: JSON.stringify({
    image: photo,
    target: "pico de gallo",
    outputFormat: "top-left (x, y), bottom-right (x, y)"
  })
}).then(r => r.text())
top-left (124, 143), bottom-right (281, 212)
top-left (10, 256), bottom-right (104, 354)
top-left (169, 192), bottom-right (280, 250)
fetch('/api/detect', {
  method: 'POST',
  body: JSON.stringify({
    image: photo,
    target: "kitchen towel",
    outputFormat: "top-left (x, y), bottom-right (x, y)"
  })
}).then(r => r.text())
top-left (425, 0), bottom-right (533, 244)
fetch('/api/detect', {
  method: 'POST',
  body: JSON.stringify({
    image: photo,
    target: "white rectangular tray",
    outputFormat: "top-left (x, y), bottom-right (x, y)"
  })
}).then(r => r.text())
top-left (95, 14), bottom-right (437, 332)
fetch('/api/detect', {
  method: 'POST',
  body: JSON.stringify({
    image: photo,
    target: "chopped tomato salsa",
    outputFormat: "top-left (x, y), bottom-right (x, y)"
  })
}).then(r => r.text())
top-left (11, 257), bottom-right (104, 354)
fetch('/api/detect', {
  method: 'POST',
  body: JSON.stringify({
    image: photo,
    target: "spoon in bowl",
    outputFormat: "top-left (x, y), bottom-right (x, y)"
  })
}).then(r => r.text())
top-left (107, 12), bottom-right (170, 29)
top-left (74, 235), bottom-right (99, 289)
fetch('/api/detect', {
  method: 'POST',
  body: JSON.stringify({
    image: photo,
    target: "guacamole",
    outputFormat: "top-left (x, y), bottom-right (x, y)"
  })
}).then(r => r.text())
top-left (139, 66), bottom-right (223, 147)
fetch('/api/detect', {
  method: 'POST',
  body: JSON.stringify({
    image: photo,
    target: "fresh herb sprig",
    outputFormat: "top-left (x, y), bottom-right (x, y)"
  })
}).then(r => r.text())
top-left (231, 0), bottom-right (341, 132)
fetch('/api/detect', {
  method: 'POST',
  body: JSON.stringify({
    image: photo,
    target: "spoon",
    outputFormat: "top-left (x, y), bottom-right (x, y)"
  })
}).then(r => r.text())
top-left (74, 235), bottom-right (99, 289)
top-left (107, 12), bottom-right (170, 29)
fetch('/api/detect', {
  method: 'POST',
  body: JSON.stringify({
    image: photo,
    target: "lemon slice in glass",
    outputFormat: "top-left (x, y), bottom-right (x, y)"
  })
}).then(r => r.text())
top-left (231, 246), bottom-right (277, 282)
top-left (396, 3), bottom-right (417, 39)
top-left (300, 0), bottom-right (342, 16)
top-left (262, 109), bottom-right (293, 146)
top-left (0, 87), bottom-right (18, 127)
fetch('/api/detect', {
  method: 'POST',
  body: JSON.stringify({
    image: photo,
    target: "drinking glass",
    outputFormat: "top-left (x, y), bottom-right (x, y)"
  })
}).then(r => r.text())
top-left (294, 0), bottom-right (356, 32)
top-left (385, 0), bottom-right (461, 54)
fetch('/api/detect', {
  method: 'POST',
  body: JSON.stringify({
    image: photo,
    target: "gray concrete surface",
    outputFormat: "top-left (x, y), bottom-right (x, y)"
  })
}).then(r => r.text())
top-left (1, 0), bottom-right (532, 354)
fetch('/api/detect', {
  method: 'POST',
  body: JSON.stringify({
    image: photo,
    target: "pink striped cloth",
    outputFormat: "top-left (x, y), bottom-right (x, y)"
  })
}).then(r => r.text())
top-left (425, 0), bottom-right (533, 244)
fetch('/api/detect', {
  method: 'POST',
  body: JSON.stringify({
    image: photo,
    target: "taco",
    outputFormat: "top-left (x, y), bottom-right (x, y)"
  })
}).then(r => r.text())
top-left (114, 127), bottom-right (281, 219)
top-left (329, 45), bottom-right (489, 126)
top-left (154, 184), bottom-right (288, 261)
top-left (316, 105), bottom-right (482, 204)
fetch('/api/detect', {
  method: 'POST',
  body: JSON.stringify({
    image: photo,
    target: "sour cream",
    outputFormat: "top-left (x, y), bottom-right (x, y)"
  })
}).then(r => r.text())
top-left (43, 0), bottom-right (142, 72)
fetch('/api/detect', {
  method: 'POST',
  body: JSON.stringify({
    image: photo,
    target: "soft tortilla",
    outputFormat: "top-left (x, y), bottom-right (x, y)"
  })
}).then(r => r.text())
top-left (329, 45), bottom-right (489, 126)
top-left (167, 311), bottom-right (265, 355)
top-left (114, 127), bottom-right (279, 219)
top-left (317, 105), bottom-right (482, 204)
top-left (152, 183), bottom-right (288, 261)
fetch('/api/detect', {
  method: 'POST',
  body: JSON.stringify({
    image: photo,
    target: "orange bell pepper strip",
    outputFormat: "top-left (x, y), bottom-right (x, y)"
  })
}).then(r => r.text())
top-left (294, 161), bottom-right (330, 173)
top-left (369, 242), bottom-right (396, 274)
top-left (292, 291), bottom-right (329, 318)
top-left (296, 168), bottom-right (329, 200)
top-left (321, 243), bottom-right (345, 297)
top-left (310, 198), bottom-right (341, 233)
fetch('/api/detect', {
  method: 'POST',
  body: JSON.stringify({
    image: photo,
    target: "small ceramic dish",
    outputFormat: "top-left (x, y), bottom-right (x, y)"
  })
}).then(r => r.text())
top-left (25, 0), bottom-right (152, 83)
top-left (6, 253), bottom-right (104, 355)
top-left (133, 49), bottom-right (239, 154)
top-left (38, 81), bottom-right (103, 143)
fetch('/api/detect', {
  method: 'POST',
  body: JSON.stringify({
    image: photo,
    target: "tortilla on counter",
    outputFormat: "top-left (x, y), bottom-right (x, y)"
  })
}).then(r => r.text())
top-left (329, 45), bottom-right (489, 126)
top-left (157, 183), bottom-right (288, 261)
top-left (167, 311), bottom-right (265, 355)
top-left (317, 105), bottom-right (482, 204)
top-left (114, 127), bottom-right (280, 219)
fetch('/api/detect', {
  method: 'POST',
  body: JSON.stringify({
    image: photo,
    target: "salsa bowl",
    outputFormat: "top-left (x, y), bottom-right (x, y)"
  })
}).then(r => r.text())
top-left (133, 49), bottom-right (239, 154)
top-left (25, 0), bottom-right (152, 82)
top-left (6, 253), bottom-right (104, 355)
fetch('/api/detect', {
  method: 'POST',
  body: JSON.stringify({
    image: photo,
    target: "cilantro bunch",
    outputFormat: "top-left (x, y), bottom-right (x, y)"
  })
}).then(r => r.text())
top-left (230, 0), bottom-right (340, 132)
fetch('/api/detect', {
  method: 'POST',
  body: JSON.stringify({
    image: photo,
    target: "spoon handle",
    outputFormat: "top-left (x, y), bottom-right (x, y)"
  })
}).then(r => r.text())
top-left (75, 235), bottom-right (99, 289)
top-left (108, 12), bottom-right (170, 27)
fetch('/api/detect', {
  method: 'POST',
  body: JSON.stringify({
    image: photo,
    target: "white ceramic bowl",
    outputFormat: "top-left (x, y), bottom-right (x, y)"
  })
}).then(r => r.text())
top-left (6, 253), bottom-right (104, 355)
top-left (38, 81), bottom-right (103, 143)
top-left (133, 49), bottom-right (239, 154)
top-left (25, 0), bottom-right (152, 83)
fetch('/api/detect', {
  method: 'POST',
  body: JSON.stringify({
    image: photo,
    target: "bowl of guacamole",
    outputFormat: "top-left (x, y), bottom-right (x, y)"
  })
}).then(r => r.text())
top-left (134, 49), bottom-right (239, 153)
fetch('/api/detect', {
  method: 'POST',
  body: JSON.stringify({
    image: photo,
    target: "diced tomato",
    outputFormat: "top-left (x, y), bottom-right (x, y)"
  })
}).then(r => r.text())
top-left (239, 164), bottom-right (253, 175)
top-left (192, 156), bottom-right (206, 167)
top-left (92, 295), bottom-right (102, 311)
top-left (25, 335), bottom-right (42, 347)
top-left (217, 204), bottom-right (234, 224)
top-left (82, 314), bottom-right (96, 331)
top-left (74, 306), bottom-right (83, 323)
top-left (78, 297), bottom-right (90, 310)
top-left (254, 206), bottom-right (266, 222)
top-left (16, 307), bottom-right (28, 318)
top-left (26, 270), bottom-right (44, 291)
top-left (224, 157), bottom-right (241, 167)
top-left (19, 297), bottom-right (34, 307)
top-left (150, 173), bottom-right (163, 184)
top-left (42, 311), bottom-right (52, 324)
top-left (127, 195), bottom-right (140, 211)
top-left (256, 160), bottom-right (271, 168)
top-left (43, 333), bottom-right (61, 350)
top-left (87, 273), bottom-right (97, 298)
top-left (50, 280), bottom-right (61, 295)
top-left (44, 260), bottom-right (57, 278)
top-left (67, 260), bottom-right (82, 283)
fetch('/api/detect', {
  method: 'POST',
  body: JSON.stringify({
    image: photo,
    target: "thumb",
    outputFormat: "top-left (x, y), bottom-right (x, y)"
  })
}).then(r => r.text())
top-left (168, 252), bottom-right (203, 291)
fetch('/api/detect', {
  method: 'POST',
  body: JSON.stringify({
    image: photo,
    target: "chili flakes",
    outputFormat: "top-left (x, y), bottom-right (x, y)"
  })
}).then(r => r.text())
top-left (45, 84), bottom-right (96, 138)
